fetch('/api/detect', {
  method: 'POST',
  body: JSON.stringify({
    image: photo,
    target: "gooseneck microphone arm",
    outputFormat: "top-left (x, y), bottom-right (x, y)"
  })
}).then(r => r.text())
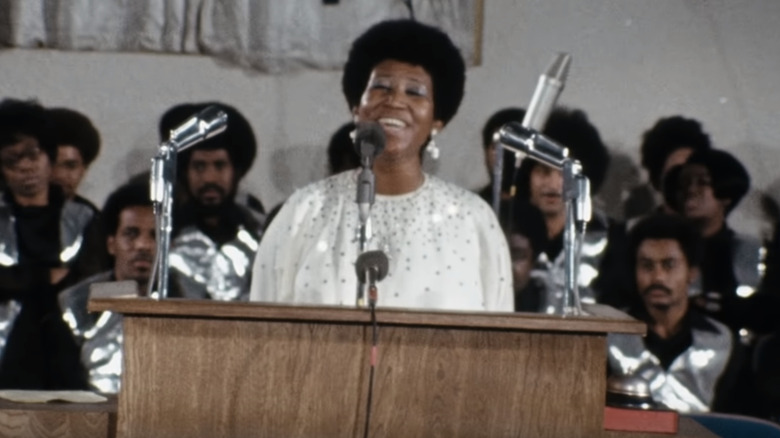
top-left (494, 123), bottom-right (591, 316)
top-left (148, 105), bottom-right (227, 299)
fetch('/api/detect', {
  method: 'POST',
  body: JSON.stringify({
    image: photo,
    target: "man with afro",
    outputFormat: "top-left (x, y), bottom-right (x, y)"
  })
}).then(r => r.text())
top-left (159, 102), bottom-right (266, 301)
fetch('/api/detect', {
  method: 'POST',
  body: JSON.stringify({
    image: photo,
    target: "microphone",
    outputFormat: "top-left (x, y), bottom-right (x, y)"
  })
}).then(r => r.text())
top-left (355, 250), bottom-right (389, 287)
top-left (354, 121), bottom-right (386, 224)
top-left (165, 105), bottom-right (228, 152)
top-left (521, 52), bottom-right (571, 131)
top-left (491, 52), bottom-right (570, 215)
top-left (495, 121), bottom-right (569, 169)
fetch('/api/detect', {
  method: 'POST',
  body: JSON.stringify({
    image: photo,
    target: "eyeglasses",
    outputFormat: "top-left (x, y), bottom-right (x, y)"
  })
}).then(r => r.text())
top-left (0, 145), bottom-right (44, 170)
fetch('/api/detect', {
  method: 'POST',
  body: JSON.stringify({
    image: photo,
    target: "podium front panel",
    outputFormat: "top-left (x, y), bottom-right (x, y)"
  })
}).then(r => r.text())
top-left (118, 314), bottom-right (606, 437)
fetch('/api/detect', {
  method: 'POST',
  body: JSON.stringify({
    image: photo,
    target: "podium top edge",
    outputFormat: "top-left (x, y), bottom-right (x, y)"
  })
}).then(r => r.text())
top-left (88, 297), bottom-right (646, 335)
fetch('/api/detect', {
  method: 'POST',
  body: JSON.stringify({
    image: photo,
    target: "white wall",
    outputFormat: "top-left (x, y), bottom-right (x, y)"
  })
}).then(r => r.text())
top-left (1, 0), bottom-right (779, 235)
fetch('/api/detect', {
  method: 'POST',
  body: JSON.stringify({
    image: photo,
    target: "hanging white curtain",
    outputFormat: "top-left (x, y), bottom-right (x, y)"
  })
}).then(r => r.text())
top-left (0, 0), bottom-right (482, 73)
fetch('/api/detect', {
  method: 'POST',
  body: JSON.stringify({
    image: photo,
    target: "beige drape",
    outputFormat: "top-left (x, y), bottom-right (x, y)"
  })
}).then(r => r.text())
top-left (0, 0), bottom-right (481, 73)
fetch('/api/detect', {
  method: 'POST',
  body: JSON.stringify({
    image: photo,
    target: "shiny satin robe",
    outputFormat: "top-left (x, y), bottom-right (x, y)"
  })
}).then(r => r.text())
top-left (607, 314), bottom-right (734, 413)
top-left (536, 211), bottom-right (612, 314)
top-left (0, 193), bottom-right (96, 363)
top-left (169, 194), bottom-right (265, 301)
top-left (59, 271), bottom-right (123, 394)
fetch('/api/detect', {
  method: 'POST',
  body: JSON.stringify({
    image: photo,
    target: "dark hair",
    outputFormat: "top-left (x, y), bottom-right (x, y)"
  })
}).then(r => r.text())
top-left (663, 148), bottom-right (750, 216)
top-left (640, 116), bottom-right (711, 190)
top-left (158, 102), bottom-right (257, 183)
top-left (47, 107), bottom-right (101, 165)
top-left (503, 199), bottom-right (548, 257)
top-left (327, 122), bottom-right (360, 175)
top-left (102, 181), bottom-right (153, 236)
top-left (0, 98), bottom-right (57, 162)
top-left (342, 20), bottom-right (466, 126)
top-left (515, 107), bottom-right (611, 196)
top-left (628, 213), bottom-right (701, 269)
top-left (481, 107), bottom-right (526, 149)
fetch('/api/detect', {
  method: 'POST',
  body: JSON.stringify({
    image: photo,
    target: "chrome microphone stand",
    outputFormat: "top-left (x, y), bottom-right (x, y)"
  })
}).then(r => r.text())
top-left (149, 143), bottom-right (176, 299)
top-left (147, 105), bottom-right (228, 300)
top-left (562, 160), bottom-right (591, 315)
top-left (494, 123), bottom-right (591, 316)
top-left (355, 168), bottom-right (374, 307)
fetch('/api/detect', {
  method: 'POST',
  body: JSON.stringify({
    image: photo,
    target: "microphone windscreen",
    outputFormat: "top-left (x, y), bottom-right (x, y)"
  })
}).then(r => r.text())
top-left (355, 250), bottom-right (389, 282)
top-left (353, 121), bottom-right (386, 159)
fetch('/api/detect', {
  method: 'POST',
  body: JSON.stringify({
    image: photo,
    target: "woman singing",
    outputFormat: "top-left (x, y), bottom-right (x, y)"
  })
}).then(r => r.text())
top-left (250, 20), bottom-right (512, 311)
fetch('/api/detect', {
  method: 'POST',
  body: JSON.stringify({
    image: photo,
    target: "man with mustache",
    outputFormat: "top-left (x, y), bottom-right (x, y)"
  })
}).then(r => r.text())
top-left (607, 213), bottom-right (743, 413)
top-left (58, 181), bottom-right (154, 393)
top-left (159, 102), bottom-right (265, 301)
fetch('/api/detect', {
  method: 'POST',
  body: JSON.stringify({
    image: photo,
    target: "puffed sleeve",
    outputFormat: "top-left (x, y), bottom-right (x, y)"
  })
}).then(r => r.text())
top-left (473, 198), bottom-right (514, 311)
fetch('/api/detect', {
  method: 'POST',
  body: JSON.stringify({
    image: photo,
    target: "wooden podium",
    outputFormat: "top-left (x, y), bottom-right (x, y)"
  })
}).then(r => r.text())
top-left (88, 298), bottom-right (652, 437)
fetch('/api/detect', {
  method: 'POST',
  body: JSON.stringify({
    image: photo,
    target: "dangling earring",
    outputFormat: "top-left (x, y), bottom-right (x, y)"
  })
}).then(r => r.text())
top-left (426, 129), bottom-right (440, 160)
top-left (349, 129), bottom-right (357, 142)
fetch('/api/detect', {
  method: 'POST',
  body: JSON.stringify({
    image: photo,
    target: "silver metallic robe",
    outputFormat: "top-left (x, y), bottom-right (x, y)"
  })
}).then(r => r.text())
top-left (0, 195), bottom-right (95, 362)
top-left (169, 197), bottom-right (264, 301)
top-left (169, 224), bottom-right (260, 301)
top-left (536, 211), bottom-right (610, 314)
top-left (688, 232), bottom-right (766, 344)
top-left (607, 315), bottom-right (733, 413)
top-left (59, 271), bottom-right (123, 394)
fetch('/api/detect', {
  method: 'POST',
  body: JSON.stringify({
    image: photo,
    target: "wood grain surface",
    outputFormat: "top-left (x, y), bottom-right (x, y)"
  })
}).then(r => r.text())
top-left (116, 314), bottom-right (612, 437)
top-left (0, 398), bottom-right (116, 438)
top-left (86, 297), bottom-right (726, 438)
top-left (89, 297), bottom-right (646, 335)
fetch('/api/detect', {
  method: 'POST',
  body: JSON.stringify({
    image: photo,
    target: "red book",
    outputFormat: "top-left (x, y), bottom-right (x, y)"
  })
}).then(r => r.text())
top-left (603, 405), bottom-right (679, 434)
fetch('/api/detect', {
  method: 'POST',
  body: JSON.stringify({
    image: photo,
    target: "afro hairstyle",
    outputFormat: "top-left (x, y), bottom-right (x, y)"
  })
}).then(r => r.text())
top-left (158, 102), bottom-right (257, 183)
top-left (48, 107), bottom-right (101, 166)
top-left (0, 98), bottom-right (57, 163)
top-left (663, 148), bottom-right (750, 216)
top-left (327, 122), bottom-right (360, 175)
top-left (514, 107), bottom-right (611, 198)
top-left (628, 213), bottom-right (702, 270)
top-left (640, 116), bottom-right (711, 190)
top-left (342, 19), bottom-right (466, 126)
top-left (102, 180), bottom-right (153, 236)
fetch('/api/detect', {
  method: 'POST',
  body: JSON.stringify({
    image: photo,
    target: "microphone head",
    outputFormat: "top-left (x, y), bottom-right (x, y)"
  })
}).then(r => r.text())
top-left (353, 121), bottom-right (386, 161)
top-left (355, 250), bottom-right (389, 282)
top-left (544, 52), bottom-right (571, 84)
top-left (168, 105), bottom-right (228, 152)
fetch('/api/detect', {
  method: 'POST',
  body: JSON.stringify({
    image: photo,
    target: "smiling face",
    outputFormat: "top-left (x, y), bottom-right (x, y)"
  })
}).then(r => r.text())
top-left (529, 164), bottom-right (564, 218)
top-left (353, 59), bottom-right (443, 165)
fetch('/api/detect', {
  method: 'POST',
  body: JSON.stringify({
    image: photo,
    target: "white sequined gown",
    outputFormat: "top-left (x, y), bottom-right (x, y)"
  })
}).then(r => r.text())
top-left (250, 170), bottom-right (513, 312)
